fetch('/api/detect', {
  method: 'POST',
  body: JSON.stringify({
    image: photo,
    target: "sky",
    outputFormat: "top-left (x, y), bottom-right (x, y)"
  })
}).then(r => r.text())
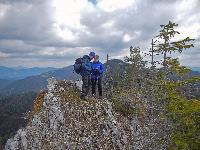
top-left (0, 0), bottom-right (199, 68)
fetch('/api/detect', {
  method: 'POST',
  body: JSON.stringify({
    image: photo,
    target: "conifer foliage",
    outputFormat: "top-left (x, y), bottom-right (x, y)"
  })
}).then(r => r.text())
top-left (108, 21), bottom-right (200, 150)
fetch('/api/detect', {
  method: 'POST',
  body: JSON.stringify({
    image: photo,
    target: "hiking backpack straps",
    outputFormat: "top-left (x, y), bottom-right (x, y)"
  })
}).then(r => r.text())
top-left (73, 57), bottom-right (83, 74)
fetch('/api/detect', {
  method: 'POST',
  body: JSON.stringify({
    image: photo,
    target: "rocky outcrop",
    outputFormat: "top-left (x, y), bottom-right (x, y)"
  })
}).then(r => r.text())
top-left (4, 78), bottom-right (167, 150)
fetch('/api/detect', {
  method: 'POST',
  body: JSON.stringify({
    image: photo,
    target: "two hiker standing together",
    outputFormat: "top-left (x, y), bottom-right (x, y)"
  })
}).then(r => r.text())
top-left (74, 52), bottom-right (104, 100)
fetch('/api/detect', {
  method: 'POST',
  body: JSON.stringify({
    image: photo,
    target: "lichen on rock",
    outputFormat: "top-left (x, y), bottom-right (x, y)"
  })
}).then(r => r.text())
top-left (4, 77), bottom-right (166, 150)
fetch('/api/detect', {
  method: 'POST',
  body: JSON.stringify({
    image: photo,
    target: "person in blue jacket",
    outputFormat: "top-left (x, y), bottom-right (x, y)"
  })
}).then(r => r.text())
top-left (80, 52), bottom-right (95, 99)
top-left (91, 55), bottom-right (104, 99)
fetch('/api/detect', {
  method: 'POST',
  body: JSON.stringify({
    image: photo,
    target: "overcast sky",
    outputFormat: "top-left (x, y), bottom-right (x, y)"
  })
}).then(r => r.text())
top-left (0, 0), bottom-right (199, 68)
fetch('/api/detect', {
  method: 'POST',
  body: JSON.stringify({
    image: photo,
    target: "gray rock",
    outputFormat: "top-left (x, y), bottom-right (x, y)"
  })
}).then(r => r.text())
top-left (4, 78), bottom-right (167, 150)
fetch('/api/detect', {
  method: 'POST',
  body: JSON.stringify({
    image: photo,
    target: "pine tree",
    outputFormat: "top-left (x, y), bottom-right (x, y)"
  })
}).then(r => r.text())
top-left (153, 21), bottom-right (200, 149)
top-left (155, 21), bottom-right (195, 68)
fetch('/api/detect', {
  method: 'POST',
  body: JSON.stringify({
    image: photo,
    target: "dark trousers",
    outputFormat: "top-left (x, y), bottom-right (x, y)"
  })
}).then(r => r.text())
top-left (82, 76), bottom-right (91, 97)
top-left (91, 77), bottom-right (102, 97)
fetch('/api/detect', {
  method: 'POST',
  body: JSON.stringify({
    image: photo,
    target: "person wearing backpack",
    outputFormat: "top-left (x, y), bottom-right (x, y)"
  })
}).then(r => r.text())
top-left (91, 55), bottom-right (104, 99)
top-left (74, 52), bottom-right (95, 99)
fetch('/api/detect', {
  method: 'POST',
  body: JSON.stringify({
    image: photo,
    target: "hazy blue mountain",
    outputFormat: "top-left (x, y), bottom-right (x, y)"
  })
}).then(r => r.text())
top-left (189, 70), bottom-right (200, 76)
top-left (189, 67), bottom-right (200, 72)
top-left (0, 59), bottom-right (123, 94)
top-left (12, 66), bottom-right (28, 70)
top-left (0, 65), bottom-right (80, 94)
top-left (0, 79), bottom-right (14, 90)
top-left (0, 66), bottom-right (56, 80)
top-left (1, 60), bottom-right (200, 95)
top-left (1, 76), bottom-right (48, 94)
top-left (0, 59), bottom-right (121, 94)
top-left (40, 65), bottom-right (80, 80)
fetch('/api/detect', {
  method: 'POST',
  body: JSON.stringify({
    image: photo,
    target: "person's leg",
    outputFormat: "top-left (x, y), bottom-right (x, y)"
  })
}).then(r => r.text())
top-left (91, 78), bottom-right (96, 95)
top-left (97, 76), bottom-right (103, 98)
top-left (86, 76), bottom-right (91, 96)
top-left (81, 76), bottom-right (88, 98)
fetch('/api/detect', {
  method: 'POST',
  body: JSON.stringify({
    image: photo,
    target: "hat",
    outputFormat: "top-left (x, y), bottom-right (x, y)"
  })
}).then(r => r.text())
top-left (89, 51), bottom-right (95, 57)
top-left (95, 55), bottom-right (99, 61)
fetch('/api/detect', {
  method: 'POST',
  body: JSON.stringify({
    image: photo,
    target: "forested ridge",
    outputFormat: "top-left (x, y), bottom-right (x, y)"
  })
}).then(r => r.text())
top-left (0, 92), bottom-right (37, 149)
top-left (108, 21), bottom-right (200, 149)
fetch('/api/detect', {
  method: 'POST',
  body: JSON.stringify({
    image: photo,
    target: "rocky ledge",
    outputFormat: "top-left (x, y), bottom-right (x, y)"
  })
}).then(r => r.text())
top-left (4, 77), bottom-right (165, 150)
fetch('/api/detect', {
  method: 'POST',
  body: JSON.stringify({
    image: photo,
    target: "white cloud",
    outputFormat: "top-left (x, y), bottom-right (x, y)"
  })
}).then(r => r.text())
top-left (0, 3), bottom-right (9, 19)
top-left (0, 0), bottom-right (199, 67)
top-left (52, 0), bottom-right (92, 27)
top-left (176, 0), bottom-right (197, 21)
top-left (0, 51), bottom-right (10, 58)
top-left (97, 0), bottom-right (136, 12)
top-left (53, 23), bottom-right (77, 41)
top-left (123, 34), bottom-right (131, 42)
top-left (101, 20), bottom-right (114, 28)
top-left (52, 0), bottom-right (94, 41)
top-left (174, 0), bottom-right (200, 40)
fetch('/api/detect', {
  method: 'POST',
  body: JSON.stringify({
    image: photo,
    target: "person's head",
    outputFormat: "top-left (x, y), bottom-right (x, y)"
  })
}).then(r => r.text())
top-left (94, 55), bottom-right (99, 62)
top-left (89, 51), bottom-right (95, 60)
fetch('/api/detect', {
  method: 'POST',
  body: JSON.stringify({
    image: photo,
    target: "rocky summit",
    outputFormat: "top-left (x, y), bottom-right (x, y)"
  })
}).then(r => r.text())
top-left (4, 77), bottom-right (165, 150)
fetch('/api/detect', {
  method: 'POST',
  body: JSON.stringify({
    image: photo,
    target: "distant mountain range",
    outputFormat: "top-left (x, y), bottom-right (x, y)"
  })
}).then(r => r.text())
top-left (0, 60), bottom-right (125, 94)
top-left (188, 67), bottom-right (200, 72)
top-left (0, 65), bottom-right (81, 94)
top-left (0, 79), bottom-right (13, 90)
top-left (0, 66), bottom-right (57, 80)
top-left (0, 60), bottom-right (199, 94)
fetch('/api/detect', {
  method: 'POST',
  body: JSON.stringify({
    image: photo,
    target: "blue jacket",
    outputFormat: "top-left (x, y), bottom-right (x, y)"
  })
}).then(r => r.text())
top-left (80, 55), bottom-right (92, 77)
top-left (91, 61), bottom-right (104, 78)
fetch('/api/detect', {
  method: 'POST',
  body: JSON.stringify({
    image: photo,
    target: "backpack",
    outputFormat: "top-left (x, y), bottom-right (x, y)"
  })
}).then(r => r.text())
top-left (73, 58), bottom-right (83, 74)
